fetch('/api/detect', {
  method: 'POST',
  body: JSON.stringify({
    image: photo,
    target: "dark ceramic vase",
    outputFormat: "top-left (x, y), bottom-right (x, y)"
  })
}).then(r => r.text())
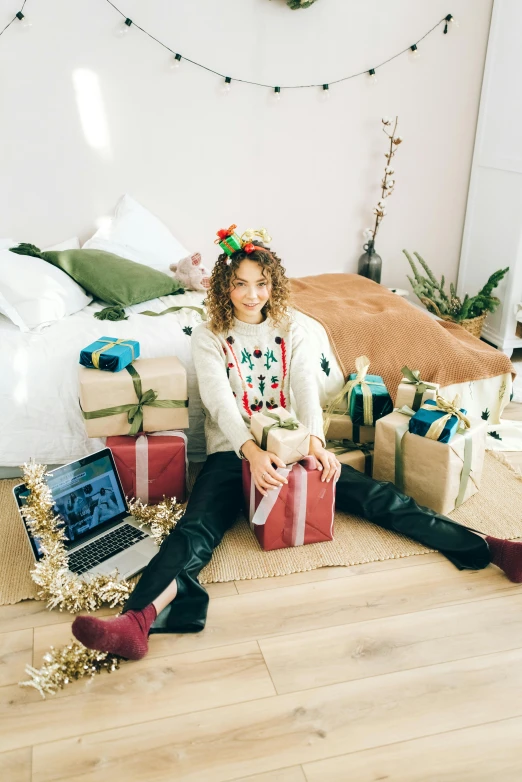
top-left (357, 240), bottom-right (382, 284)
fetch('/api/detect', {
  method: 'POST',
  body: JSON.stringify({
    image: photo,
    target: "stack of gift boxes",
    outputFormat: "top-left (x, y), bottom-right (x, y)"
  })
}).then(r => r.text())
top-left (78, 336), bottom-right (189, 505)
top-left (78, 337), bottom-right (488, 554)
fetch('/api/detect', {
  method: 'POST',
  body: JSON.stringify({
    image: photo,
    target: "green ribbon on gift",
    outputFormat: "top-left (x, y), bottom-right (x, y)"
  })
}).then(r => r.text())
top-left (81, 364), bottom-right (188, 435)
top-left (90, 337), bottom-right (136, 370)
top-left (260, 411), bottom-right (299, 451)
top-left (400, 366), bottom-right (438, 412)
top-left (393, 405), bottom-right (473, 508)
top-left (327, 439), bottom-right (373, 475)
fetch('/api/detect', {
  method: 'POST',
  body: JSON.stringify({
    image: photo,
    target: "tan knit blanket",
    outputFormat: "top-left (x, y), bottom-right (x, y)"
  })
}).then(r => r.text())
top-left (290, 274), bottom-right (515, 401)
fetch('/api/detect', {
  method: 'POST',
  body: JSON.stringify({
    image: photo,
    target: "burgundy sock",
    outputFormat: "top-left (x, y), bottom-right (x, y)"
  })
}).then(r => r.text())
top-left (72, 603), bottom-right (157, 660)
top-left (486, 536), bottom-right (522, 583)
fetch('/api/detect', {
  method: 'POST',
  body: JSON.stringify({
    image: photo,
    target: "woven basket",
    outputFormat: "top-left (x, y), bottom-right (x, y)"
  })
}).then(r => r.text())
top-left (419, 298), bottom-right (487, 339)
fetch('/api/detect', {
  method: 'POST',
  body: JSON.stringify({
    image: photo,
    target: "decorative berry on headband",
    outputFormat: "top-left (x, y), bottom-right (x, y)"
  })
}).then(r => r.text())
top-left (214, 224), bottom-right (272, 263)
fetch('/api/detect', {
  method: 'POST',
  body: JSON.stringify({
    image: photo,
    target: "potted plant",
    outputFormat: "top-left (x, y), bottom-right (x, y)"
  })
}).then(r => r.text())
top-left (403, 250), bottom-right (509, 338)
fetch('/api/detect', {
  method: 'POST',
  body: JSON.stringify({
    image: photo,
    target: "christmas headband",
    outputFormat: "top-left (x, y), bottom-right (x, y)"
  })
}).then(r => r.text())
top-left (214, 225), bottom-right (272, 262)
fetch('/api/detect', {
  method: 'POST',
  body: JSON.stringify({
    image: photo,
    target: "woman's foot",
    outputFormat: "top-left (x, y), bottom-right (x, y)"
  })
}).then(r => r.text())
top-left (72, 603), bottom-right (157, 660)
top-left (486, 536), bottom-right (522, 583)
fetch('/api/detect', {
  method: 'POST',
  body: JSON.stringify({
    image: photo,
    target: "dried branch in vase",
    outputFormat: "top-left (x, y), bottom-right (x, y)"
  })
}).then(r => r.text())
top-left (362, 116), bottom-right (403, 245)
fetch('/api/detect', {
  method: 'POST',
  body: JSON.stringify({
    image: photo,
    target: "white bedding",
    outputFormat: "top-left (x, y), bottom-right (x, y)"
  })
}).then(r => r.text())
top-left (0, 298), bottom-right (515, 469)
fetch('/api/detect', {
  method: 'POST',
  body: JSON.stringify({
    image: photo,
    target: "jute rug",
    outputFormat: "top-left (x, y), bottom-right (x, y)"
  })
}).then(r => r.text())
top-left (2, 452), bottom-right (522, 605)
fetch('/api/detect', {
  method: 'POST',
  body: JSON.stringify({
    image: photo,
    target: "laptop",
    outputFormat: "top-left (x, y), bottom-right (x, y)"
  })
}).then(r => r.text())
top-left (13, 448), bottom-right (159, 580)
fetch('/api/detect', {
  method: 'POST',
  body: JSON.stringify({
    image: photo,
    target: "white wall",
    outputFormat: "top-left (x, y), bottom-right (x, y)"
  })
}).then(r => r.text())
top-left (1, 0), bottom-right (493, 288)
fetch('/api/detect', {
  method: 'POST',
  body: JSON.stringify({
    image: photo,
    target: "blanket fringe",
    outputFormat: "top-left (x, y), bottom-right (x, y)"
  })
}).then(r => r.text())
top-left (487, 450), bottom-right (522, 481)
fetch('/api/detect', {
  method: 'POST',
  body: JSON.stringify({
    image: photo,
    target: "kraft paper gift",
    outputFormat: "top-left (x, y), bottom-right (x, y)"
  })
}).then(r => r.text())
top-left (79, 336), bottom-right (140, 372)
top-left (327, 441), bottom-right (374, 476)
top-left (395, 366), bottom-right (439, 412)
top-left (372, 410), bottom-right (487, 516)
top-left (80, 356), bottom-right (189, 437)
top-left (250, 408), bottom-right (310, 465)
top-left (242, 456), bottom-right (336, 551)
top-left (107, 431), bottom-right (187, 504)
top-left (324, 413), bottom-right (375, 444)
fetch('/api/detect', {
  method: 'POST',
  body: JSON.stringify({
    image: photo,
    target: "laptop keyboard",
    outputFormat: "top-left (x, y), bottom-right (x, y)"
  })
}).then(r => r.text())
top-left (67, 524), bottom-right (148, 575)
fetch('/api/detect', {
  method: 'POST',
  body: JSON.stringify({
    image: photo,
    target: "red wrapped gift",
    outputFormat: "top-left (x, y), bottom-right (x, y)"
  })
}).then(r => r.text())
top-left (107, 431), bottom-right (187, 505)
top-left (242, 456), bottom-right (337, 551)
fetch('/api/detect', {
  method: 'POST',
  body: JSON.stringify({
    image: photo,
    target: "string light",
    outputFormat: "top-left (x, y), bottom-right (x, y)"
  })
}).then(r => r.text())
top-left (444, 13), bottom-right (459, 33)
top-left (222, 76), bottom-right (232, 94)
top-left (1, 3), bottom-right (457, 94)
top-left (15, 10), bottom-right (32, 31)
top-left (321, 83), bottom-right (330, 101)
top-left (170, 53), bottom-right (182, 70)
top-left (410, 43), bottom-right (421, 60)
top-left (115, 17), bottom-right (133, 37)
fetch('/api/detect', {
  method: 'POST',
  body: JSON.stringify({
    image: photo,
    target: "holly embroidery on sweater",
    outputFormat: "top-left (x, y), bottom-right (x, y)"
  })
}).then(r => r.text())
top-left (250, 398), bottom-right (263, 412)
top-left (241, 348), bottom-right (254, 371)
top-left (253, 347), bottom-right (262, 359)
top-left (271, 375), bottom-right (279, 388)
top-left (246, 375), bottom-right (253, 388)
top-left (264, 348), bottom-right (277, 371)
top-left (266, 397), bottom-right (278, 410)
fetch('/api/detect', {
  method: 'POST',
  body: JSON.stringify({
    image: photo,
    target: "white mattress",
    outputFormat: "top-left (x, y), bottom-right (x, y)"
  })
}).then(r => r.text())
top-left (0, 299), bottom-right (514, 468)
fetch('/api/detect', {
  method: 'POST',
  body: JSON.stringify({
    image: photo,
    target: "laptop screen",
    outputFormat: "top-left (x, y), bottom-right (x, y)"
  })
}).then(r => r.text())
top-left (14, 449), bottom-right (128, 559)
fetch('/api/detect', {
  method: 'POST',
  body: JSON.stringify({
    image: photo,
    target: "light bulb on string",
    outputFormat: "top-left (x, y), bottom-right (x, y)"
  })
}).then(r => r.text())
top-left (409, 44), bottom-right (420, 60)
top-left (321, 84), bottom-right (330, 101)
top-left (274, 86), bottom-right (281, 102)
top-left (443, 14), bottom-right (459, 34)
top-left (115, 18), bottom-right (133, 38)
top-left (16, 11), bottom-right (32, 30)
top-left (222, 77), bottom-right (232, 95)
top-left (368, 68), bottom-right (378, 85)
top-left (170, 53), bottom-right (182, 71)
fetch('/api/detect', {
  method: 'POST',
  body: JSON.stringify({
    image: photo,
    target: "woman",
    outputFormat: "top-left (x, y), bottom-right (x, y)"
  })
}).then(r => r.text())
top-left (73, 234), bottom-right (522, 661)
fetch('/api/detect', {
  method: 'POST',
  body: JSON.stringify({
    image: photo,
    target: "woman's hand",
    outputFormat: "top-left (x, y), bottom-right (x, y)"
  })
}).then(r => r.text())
top-left (309, 435), bottom-right (341, 482)
top-left (241, 440), bottom-right (288, 497)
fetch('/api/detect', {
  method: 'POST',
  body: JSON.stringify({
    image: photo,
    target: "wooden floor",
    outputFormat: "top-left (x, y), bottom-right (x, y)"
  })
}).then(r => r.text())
top-left (1, 402), bottom-right (522, 782)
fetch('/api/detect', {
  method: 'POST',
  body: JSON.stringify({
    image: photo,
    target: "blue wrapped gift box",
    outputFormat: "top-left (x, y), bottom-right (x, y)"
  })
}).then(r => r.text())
top-left (79, 336), bottom-right (140, 372)
top-left (347, 373), bottom-right (393, 426)
top-left (408, 398), bottom-right (467, 444)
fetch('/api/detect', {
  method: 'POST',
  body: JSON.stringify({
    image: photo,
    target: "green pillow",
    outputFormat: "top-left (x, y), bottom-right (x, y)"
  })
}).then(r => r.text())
top-left (9, 244), bottom-right (184, 306)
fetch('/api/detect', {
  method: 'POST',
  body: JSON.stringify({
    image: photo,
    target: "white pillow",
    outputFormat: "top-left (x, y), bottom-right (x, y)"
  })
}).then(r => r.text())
top-left (0, 238), bottom-right (92, 331)
top-left (82, 194), bottom-right (189, 272)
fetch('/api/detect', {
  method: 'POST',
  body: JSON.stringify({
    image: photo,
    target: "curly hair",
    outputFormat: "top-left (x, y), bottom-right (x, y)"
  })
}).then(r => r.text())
top-left (205, 241), bottom-right (291, 335)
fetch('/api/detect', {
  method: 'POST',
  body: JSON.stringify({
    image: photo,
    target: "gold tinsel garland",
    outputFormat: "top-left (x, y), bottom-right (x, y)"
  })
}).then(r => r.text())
top-left (19, 462), bottom-right (185, 697)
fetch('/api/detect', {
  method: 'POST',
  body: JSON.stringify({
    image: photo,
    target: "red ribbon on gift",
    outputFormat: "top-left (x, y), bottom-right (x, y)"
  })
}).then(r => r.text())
top-left (214, 224), bottom-right (237, 244)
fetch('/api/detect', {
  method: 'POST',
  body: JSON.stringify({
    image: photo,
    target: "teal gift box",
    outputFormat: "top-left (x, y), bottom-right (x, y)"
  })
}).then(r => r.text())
top-left (79, 336), bottom-right (140, 372)
top-left (347, 373), bottom-right (393, 426)
top-left (408, 399), bottom-right (467, 444)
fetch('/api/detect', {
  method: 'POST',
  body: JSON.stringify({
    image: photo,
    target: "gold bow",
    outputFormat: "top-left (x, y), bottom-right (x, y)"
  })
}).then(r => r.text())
top-left (91, 338), bottom-right (136, 369)
top-left (420, 394), bottom-right (471, 441)
top-left (323, 355), bottom-right (382, 434)
top-left (240, 228), bottom-right (272, 246)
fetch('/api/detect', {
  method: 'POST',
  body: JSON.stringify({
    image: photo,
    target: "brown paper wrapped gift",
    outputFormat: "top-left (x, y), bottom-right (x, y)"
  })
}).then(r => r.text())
top-left (372, 411), bottom-right (486, 516)
top-left (324, 413), bottom-right (375, 444)
top-left (79, 356), bottom-right (189, 438)
top-left (395, 366), bottom-right (439, 413)
top-left (327, 441), bottom-right (374, 476)
top-left (250, 408), bottom-right (310, 465)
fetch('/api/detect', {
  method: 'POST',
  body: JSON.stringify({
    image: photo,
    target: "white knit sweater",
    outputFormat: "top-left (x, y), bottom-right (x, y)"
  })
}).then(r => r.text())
top-left (192, 314), bottom-right (325, 457)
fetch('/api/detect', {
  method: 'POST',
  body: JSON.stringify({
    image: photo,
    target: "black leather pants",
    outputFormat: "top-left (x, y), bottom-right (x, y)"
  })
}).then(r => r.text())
top-left (123, 451), bottom-right (490, 634)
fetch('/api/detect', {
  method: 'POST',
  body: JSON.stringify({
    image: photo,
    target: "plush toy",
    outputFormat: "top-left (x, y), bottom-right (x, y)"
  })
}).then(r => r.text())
top-left (170, 253), bottom-right (210, 292)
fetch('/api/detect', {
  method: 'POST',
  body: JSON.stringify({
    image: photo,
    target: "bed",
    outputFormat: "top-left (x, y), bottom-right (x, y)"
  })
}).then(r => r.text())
top-left (0, 288), bottom-right (514, 476)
